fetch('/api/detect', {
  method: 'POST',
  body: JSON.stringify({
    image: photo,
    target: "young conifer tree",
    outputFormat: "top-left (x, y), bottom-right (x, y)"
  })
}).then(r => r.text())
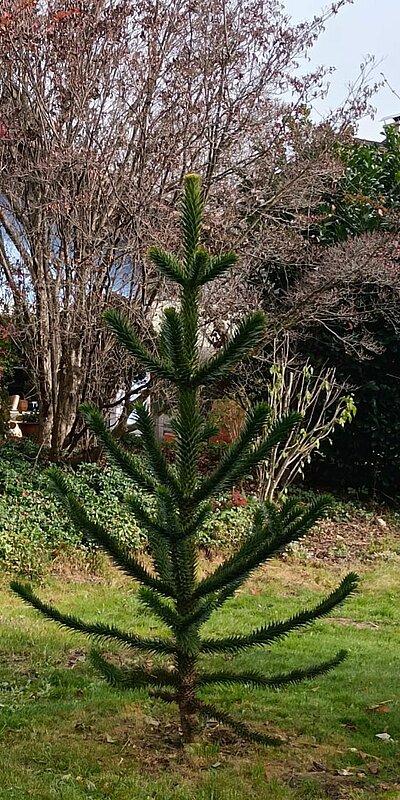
top-left (11, 175), bottom-right (358, 745)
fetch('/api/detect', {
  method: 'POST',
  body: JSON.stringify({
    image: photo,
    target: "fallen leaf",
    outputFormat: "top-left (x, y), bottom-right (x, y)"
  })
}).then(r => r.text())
top-left (368, 703), bottom-right (391, 713)
top-left (375, 733), bottom-right (394, 742)
top-left (368, 763), bottom-right (379, 775)
top-left (336, 768), bottom-right (354, 776)
top-left (342, 721), bottom-right (358, 731)
top-left (105, 733), bottom-right (117, 743)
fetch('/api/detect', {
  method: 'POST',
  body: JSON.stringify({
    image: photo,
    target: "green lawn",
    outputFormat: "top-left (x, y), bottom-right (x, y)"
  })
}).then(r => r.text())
top-left (0, 557), bottom-right (399, 799)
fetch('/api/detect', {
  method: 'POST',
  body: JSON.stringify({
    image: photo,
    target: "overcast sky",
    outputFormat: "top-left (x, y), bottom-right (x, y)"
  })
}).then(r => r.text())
top-left (283, 0), bottom-right (400, 140)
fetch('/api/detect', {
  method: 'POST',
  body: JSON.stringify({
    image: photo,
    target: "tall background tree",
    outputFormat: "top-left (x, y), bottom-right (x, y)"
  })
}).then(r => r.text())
top-left (245, 125), bottom-right (400, 499)
top-left (300, 129), bottom-right (400, 499)
top-left (0, 0), bottom-right (368, 457)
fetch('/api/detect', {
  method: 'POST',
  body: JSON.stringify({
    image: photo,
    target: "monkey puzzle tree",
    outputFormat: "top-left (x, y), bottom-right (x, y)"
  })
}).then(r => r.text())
top-left (11, 175), bottom-right (358, 745)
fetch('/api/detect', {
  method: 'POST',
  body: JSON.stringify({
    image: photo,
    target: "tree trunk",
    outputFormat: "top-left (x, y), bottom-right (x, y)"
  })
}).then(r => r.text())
top-left (50, 346), bottom-right (85, 460)
top-left (39, 401), bottom-right (53, 450)
top-left (177, 655), bottom-right (198, 743)
top-left (36, 334), bottom-right (85, 460)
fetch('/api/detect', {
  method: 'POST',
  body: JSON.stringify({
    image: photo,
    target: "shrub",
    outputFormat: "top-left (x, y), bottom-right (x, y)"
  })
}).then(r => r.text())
top-left (0, 444), bottom-right (254, 574)
top-left (0, 443), bottom-right (78, 574)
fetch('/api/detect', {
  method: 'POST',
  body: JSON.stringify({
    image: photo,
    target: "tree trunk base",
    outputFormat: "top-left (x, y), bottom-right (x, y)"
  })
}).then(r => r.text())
top-left (179, 706), bottom-right (199, 744)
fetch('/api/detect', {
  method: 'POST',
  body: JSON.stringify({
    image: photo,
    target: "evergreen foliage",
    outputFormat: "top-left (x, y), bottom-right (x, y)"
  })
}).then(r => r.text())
top-left (315, 126), bottom-right (400, 244)
top-left (11, 175), bottom-right (358, 745)
top-left (303, 127), bottom-right (400, 496)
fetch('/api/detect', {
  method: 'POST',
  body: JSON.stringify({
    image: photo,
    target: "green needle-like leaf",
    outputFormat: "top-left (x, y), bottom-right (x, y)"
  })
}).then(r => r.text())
top-left (148, 247), bottom-right (186, 285)
top-left (197, 700), bottom-right (282, 746)
top-left (200, 574), bottom-right (358, 653)
top-left (198, 251), bottom-right (238, 285)
top-left (103, 309), bottom-right (175, 381)
top-left (198, 650), bottom-right (347, 689)
top-left (159, 307), bottom-right (189, 382)
top-left (193, 312), bottom-right (266, 387)
top-left (181, 174), bottom-right (204, 265)
top-left (11, 582), bottom-right (175, 655)
top-left (195, 411), bottom-right (300, 503)
top-left (91, 651), bottom-right (178, 689)
top-left (80, 404), bottom-right (158, 494)
top-left (47, 468), bottom-right (175, 597)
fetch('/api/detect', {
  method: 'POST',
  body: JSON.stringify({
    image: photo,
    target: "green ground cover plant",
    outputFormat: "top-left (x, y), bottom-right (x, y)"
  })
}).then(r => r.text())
top-left (0, 442), bottom-right (254, 575)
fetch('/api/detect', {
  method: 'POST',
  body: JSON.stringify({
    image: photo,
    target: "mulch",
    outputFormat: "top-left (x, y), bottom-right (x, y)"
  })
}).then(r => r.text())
top-left (291, 514), bottom-right (400, 564)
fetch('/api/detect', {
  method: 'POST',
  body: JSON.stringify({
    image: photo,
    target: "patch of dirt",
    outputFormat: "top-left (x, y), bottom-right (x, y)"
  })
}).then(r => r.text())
top-left (50, 556), bottom-right (106, 583)
top-left (64, 648), bottom-right (87, 668)
top-left (287, 769), bottom-right (370, 800)
top-left (68, 701), bottom-right (308, 780)
top-left (287, 761), bottom-right (400, 800)
top-left (286, 515), bottom-right (400, 565)
top-left (199, 513), bottom-right (400, 573)
top-left (285, 746), bottom-right (400, 799)
top-left (87, 715), bottom-right (390, 800)
top-left (250, 559), bottom-right (334, 594)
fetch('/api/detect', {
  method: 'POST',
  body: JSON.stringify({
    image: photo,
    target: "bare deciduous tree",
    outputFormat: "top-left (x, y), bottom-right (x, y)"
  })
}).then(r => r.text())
top-left (0, 0), bottom-right (369, 457)
top-left (288, 230), bottom-right (400, 358)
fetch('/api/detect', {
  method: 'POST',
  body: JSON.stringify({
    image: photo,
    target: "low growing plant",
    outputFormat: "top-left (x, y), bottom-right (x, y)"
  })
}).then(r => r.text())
top-left (11, 175), bottom-right (358, 745)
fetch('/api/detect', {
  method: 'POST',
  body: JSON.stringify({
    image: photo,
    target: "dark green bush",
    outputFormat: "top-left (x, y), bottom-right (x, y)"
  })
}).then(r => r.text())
top-left (302, 331), bottom-right (400, 501)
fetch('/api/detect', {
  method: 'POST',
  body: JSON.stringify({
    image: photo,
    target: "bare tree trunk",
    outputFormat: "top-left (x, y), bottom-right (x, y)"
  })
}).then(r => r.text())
top-left (39, 402), bottom-right (53, 450)
top-left (50, 345), bottom-right (83, 459)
